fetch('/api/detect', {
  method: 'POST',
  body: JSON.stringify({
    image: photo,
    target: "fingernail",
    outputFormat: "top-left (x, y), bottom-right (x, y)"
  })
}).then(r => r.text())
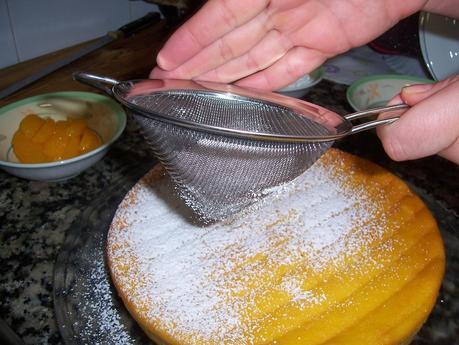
top-left (402, 83), bottom-right (434, 94)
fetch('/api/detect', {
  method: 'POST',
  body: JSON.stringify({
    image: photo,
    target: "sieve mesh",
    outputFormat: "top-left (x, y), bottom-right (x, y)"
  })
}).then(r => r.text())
top-left (128, 91), bottom-right (332, 137)
top-left (131, 93), bottom-right (333, 221)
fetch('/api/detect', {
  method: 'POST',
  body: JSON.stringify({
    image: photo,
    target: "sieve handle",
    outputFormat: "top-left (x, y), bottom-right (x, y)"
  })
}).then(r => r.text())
top-left (344, 104), bottom-right (409, 135)
top-left (72, 72), bottom-right (119, 96)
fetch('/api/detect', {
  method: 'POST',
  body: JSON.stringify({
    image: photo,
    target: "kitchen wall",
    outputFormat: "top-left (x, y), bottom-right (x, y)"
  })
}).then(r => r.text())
top-left (0, 0), bottom-right (159, 69)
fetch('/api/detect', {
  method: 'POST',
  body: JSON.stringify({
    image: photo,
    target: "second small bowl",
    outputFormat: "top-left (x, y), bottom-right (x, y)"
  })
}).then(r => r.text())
top-left (346, 74), bottom-right (433, 111)
top-left (277, 67), bottom-right (324, 98)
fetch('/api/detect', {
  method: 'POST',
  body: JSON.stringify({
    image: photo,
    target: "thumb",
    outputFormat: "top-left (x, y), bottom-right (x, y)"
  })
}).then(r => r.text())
top-left (401, 76), bottom-right (459, 105)
top-left (376, 75), bottom-right (459, 164)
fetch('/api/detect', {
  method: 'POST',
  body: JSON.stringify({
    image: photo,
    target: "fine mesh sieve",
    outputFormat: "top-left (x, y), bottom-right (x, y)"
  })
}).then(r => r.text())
top-left (74, 73), bottom-right (407, 221)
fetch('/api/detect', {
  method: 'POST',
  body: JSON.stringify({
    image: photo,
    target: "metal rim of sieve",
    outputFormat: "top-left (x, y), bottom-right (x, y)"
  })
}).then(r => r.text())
top-left (73, 72), bottom-right (408, 143)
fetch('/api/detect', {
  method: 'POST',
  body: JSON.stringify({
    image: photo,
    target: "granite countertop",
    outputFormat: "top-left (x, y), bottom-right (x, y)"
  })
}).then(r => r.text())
top-left (0, 76), bottom-right (458, 344)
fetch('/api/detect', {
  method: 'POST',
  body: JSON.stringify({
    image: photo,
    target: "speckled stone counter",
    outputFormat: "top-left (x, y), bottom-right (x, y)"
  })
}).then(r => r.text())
top-left (0, 80), bottom-right (458, 344)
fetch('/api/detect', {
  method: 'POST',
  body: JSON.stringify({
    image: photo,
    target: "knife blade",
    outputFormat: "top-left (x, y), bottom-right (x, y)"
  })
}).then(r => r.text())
top-left (0, 11), bottom-right (161, 100)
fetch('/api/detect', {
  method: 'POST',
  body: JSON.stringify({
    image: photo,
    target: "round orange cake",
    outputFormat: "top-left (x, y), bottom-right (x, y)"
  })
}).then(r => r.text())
top-left (107, 149), bottom-right (445, 345)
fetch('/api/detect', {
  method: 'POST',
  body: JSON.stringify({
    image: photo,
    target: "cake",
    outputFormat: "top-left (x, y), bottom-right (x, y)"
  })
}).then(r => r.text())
top-left (107, 148), bottom-right (445, 344)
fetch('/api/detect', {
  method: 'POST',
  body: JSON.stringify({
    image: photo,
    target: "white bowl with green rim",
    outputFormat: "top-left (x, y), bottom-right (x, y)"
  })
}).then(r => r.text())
top-left (346, 74), bottom-right (434, 111)
top-left (0, 91), bottom-right (126, 181)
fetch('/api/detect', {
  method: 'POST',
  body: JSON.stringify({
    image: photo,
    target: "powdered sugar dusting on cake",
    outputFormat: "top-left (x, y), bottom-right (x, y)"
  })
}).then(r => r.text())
top-left (108, 154), bottom-right (390, 343)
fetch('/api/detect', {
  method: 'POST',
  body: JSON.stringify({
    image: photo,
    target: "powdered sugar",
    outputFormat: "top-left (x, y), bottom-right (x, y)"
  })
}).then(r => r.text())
top-left (72, 258), bottom-right (135, 345)
top-left (108, 153), bottom-right (389, 343)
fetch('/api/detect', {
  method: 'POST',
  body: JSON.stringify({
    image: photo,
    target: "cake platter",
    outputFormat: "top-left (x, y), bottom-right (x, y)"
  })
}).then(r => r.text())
top-left (53, 149), bottom-right (459, 345)
top-left (53, 149), bottom-right (155, 345)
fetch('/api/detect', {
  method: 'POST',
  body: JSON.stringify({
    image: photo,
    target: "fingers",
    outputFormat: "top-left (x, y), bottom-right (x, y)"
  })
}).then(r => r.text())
top-left (150, 11), bottom-right (271, 80)
top-left (439, 137), bottom-right (459, 164)
top-left (126, 80), bottom-right (165, 97)
top-left (195, 29), bottom-right (292, 84)
top-left (156, 0), bottom-right (268, 71)
top-left (401, 76), bottom-right (459, 164)
top-left (236, 46), bottom-right (326, 90)
top-left (400, 76), bottom-right (459, 105)
top-left (150, 66), bottom-right (169, 79)
top-left (151, 0), bottom-right (343, 88)
top-left (376, 76), bottom-right (459, 163)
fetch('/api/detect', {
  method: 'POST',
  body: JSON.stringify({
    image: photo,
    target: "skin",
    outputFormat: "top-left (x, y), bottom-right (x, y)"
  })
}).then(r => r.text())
top-left (150, 0), bottom-right (459, 164)
top-left (378, 77), bottom-right (459, 164)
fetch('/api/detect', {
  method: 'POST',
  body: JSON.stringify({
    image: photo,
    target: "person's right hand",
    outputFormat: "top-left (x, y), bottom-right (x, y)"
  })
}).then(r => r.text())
top-left (377, 75), bottom-right (459, 164)
top-left (151, 0), bottom-right (425, 90)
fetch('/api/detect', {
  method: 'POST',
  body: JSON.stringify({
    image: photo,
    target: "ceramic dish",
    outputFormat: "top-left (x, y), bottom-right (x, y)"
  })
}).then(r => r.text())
top-left (419, 11), bottom-right (459, 81)
top-left (0, 91), bottom-right (126, 181)
top-left (277, 67), bottom-right (324, 98)
top-left (346, 74), bottom-right (433, 111)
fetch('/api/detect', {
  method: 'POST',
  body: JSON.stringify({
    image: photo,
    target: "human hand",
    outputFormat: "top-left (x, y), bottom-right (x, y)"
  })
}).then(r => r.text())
top-left (150, 0), bottom-right (423, 89)
top-left (376, 76), bottom-right (459, 164)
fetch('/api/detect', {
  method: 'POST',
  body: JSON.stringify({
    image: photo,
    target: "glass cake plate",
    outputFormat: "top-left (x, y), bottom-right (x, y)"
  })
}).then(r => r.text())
top-left (53, 153), bottom-right (156, 345)
top-left (54, 143), bottom-right (459, 345)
